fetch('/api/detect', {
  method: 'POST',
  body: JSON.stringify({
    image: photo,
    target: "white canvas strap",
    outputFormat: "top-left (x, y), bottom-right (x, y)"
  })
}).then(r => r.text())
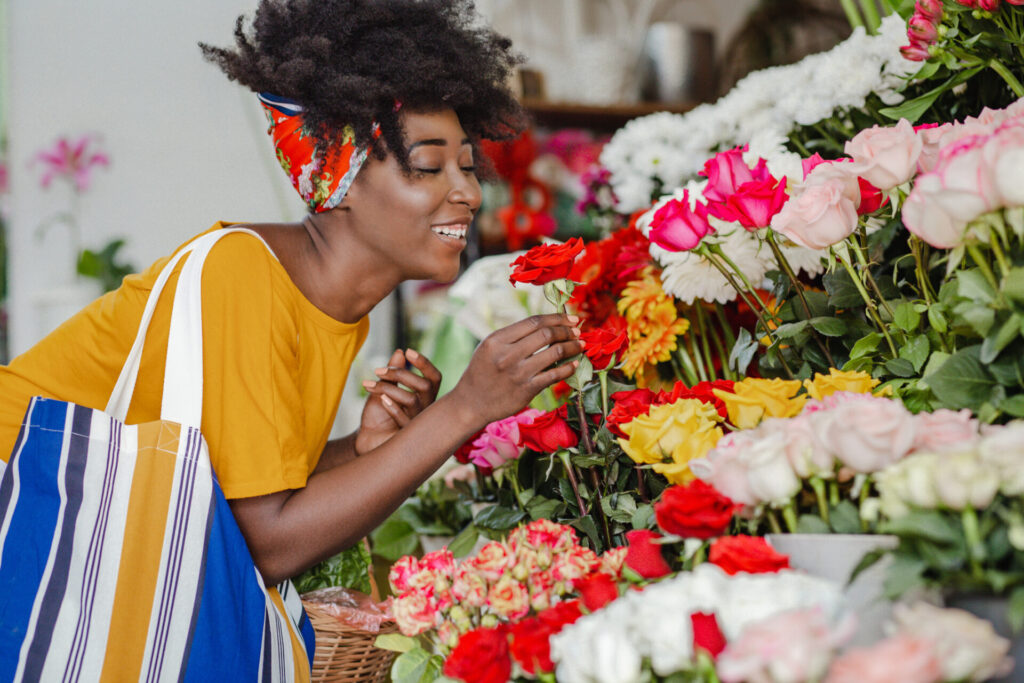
top-left (105, 228), bottom-right (278, 427)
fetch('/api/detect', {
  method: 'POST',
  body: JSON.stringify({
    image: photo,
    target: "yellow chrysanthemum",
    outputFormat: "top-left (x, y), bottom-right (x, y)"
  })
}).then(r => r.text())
top-left (617, 268), bottom-right (689, 380)
top-left (617, 398), bottom-right (724, 485)
top-left (713, 377), bottom-right (807, 429)
top-left (803, 368), bottom-right (881, 400)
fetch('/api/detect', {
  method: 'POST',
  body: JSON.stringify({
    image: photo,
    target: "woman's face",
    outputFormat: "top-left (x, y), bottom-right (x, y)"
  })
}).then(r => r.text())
top-left (342, 108), bottom-right (482, 283)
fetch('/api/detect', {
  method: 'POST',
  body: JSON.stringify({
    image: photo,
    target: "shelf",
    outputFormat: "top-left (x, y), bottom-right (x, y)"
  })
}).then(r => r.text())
top-left (520, 98), bottom-right (697, 132)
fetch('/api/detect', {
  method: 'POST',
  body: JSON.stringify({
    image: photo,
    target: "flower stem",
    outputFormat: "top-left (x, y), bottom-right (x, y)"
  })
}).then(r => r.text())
top-left (811, 477), bottom-right (830, 527)
top-left (961, 506), bottom-right (986, 580)
top-left (782, 502), bottom-right (799, 533)
top-left (705, 306), bottom-right (734, 381)
top-left (839, 0), bottom-right (865, 30)
top-left (988, 232), bottom-right (1012, 279)
top-left (685, 312), bottom-right (710, 382)
top-left (833, 247), bottom-right (898, 356)
top-left (599, 370), bottom-right (609, 418)
top-left (694, 305), bottom-right (718, 381)
top-left (766, 232), bottom-right (836, 368)
top-left (850, 233), bottom-right (898, 323)
top-left (714, 302), bottom-right (737, 350)
top-left (966, 242), bottom-right (1001, 294)
top-left (858, 0), bottom-right (881, 33)
top-left (675, 345), bottom-right (701, 386)
top-left (988, 58), bottom-right (1024, 98)
top-left (767, 509), bottom-right (783, 534)
top-left (575, 392), bottom-right (613, 550)
top-left (709, 244), bottom-right (781, 325)
top-left (909, 236), bottom-right (938, 306)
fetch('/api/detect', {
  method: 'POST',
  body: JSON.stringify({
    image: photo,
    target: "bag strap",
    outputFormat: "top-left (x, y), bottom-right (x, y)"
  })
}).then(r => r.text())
top-left (105, 228), bottom-right (278, 426)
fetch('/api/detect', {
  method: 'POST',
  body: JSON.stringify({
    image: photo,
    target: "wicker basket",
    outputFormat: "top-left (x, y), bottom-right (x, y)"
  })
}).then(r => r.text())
top-left (302, 599), bottom-right (399, 683)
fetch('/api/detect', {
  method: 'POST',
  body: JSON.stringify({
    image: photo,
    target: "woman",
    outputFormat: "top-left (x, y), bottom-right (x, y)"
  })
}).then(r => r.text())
top-left (0, 0), bottom-right (582, 588)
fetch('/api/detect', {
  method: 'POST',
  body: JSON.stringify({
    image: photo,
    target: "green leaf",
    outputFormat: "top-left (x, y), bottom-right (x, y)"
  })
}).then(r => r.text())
top-left (1009, 586), bottom-right (1024, 634)
top-left (981, 314), bottom-right (1021, 364)
top-left (878, 65), bottom-right (985, 123)
top-left (809, 317), bottom-right (847, 337)
top-left (370, 515), bottom-right (420, 562)
top-left (885, 358), bottom-right (916, 378)
top-left (927, 306), bottom-right (948, 334)
top-left (447, 523), bottom-right (480, 558)
top-left (729, 328), bottom-right (759, 374)
top-left (391, 648), bottom-right (440, 683)
top-left (829, 500), bottom-right (863, 534)
top-left (631, 503), bottom-right (655, 530)
top-left (883, 554), bottom-right (927, 599)
top-left (571, 453), bottom-right (607, 468)
top-left (881, 511), bottom-right (961, 545)
top-left (526, 496), bottom-right (564, 521)
top-left (1002, 267), bottom-right (1024, 304)
top-left (892, 302), bottom-right (921, 333)
top-left (899, 334), bottom-right (931, 373)
top-left (957, 269), bottom-right (997, 304)
top-left (375, 633), bottom-right (418, 653)
top-left (849, 333), bottom-right (882, 360)
top-left (926, 346), bottom-right (998, 411)
top-left (773, 320), bottom-right (810, 340)
top-left (999, 394), bottom-right (1024, 417)
top-left (571, 516), bottom-right (602, 549)
top-left (823, 270), bottom-right (866, 308)
top-left (566, 355), bottom-right (594, 391)
top-left (796, 514), bottom-right (831, 533)
top-left (473, 504), bottom-right (526, 530)
top-left (954, 301), bottom-right (996, 337)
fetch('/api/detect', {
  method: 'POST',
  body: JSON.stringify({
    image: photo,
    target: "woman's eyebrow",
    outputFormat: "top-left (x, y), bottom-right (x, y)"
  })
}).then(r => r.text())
top-left (409, 137), bottom-right (473, 151)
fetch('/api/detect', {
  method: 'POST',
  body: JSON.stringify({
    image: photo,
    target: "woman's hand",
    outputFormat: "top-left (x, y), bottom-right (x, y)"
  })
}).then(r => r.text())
top-left (356, 348), bottom-right (442, 455)
top-left (450, 313), bottom-right (583, 426)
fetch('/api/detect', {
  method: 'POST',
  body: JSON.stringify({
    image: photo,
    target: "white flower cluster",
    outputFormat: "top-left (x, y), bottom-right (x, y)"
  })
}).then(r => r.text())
top-left (601, 14), bottom-right (917, 212)
top-left (549, 565), bottom-right (846, 683)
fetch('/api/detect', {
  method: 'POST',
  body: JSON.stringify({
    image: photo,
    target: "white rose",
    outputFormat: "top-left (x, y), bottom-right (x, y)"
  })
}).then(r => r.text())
top-left (978, 421), bottom-right (1024, 495)
top-left (932, 450), bottom-right (1000, 511)
top-left (742, 430), bottom-right (803, 506)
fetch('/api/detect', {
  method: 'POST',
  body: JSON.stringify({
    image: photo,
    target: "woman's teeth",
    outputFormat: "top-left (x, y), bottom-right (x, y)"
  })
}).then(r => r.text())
top-left (431, 225), bottom-right (467, 239)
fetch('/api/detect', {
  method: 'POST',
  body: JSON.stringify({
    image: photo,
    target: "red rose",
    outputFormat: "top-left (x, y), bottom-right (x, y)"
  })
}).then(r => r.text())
top-left (519, 410), bottom-right (579, 452)
top-left (654, 481), bottom-right (738, 539)
top-left (508, 600), bottom-right (583, 675)
top-left (691, 612), bottom-right (727, 659)
top-left (657, 380), bottom-right (735, 420)
top-left (443, 626), bottom-right (511, 683)
top-left (623, 529), bottom-right (672, 579)
top-left (509, 237), bottom-right (585, 286)
top-left (708, 536), bottom-right (790, 576)
top-left (579, 326), bottom-right (629, 370)
top-left (701, 147), bottom-right (769, 204)
top-left (713, 176), bottom-right (789, 230)
top-left (606, 388), bottom-right (658, 438)
top-left (856, 176), bottom-right (888, 215)
top-left (573, 572), bottom-right (619, 612)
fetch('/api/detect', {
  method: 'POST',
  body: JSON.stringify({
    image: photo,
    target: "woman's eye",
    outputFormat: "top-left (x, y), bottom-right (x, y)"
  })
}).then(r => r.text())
top-left (461, 166), bottom-right (477, 173)
top-left (414, 168), bottom-right (442, 175)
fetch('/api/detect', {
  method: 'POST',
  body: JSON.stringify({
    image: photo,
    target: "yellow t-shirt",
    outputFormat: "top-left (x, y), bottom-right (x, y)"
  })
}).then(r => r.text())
top-left (0, 223), bottom-right (369, 499)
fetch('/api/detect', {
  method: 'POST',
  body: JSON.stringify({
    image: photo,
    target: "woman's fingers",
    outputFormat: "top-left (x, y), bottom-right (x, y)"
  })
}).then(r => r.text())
top-left (490, 313), bottom-right (581, 345)
top-left (379, 394), bottom-right (411, 427)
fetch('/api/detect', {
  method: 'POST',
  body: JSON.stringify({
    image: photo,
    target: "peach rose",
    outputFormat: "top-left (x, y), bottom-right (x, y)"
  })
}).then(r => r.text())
top-left (393, 590), bottom-right (440, 636)
top-left (846, 118), bottom-right (923, 191)
top-left (771, 175), bottom-right (859, 249)
top-left (470, 541), bottom-right (515, 582)
top-left (487, 575), bottom-right (531, 620)
top-left (451, 564), bottom-right (489, 609)
top-left (812, 396), bottom-right (915, 473)
top-left (826, 635), bottom-right (942, 683)
top-left (388, 555), bottom-right (422, 594)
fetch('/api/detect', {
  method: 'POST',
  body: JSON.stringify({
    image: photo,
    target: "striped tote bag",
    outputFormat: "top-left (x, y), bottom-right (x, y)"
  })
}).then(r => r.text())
top-left (0, 229), bottom-right (315, 682)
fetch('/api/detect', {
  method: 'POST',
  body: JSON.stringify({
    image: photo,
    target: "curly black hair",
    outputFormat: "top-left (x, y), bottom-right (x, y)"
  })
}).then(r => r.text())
top-left (200, 0), bottom-right (526, 172)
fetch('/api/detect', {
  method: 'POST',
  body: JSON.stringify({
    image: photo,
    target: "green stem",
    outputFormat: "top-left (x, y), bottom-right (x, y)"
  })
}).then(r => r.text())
top-left (686, 315), bottom-right (709, 383)
top-left (705, 306), bottom-right (734, 381)
top-left (877, 0), bottom-right (894, 14)
top-left (714, 302), bottom-right (737, 350)
top-left (599, 370), bottom-right (609, 418)
top-left (694, 305), bottom-right (718, 381)
top-left (811, 477), bottom-right (830, 526)
top-left (834, 247), bottom-right (899, 356)
top-left (709, 244), bottom-right (782, 325)
top-left (839, 0), bottom-right (865, 30)
top-left (988, 58), bottom-right (1024, 98)
top-left (859, 479), bottom-right (871, 532)
top-left (767, 509), bottom-right (783, 534)
top-left (675, 344), bottom-right (701, 386)
top-left (766, 232), bottom-right (836, 367)
top-left (788, 134), bottom-right (811, 157)
top-left (910, 236), bottom-right (937, 306)
top-left (966, 242), bottom-right (1002, 294)
top-left (558, 451), bottom-right (588, 516)
top-left (782, 502), bottom-right (799, 533)
top-left (988, 233), bottom-right (1011, 279)
top-left (829, 479), bottom-right (840, 507)
top-left (859, 0), bottom-right (881, 33)
top-left (961, 507), bottom-right (986, 580)
top-left (849, 236), bottom-right (898, 322)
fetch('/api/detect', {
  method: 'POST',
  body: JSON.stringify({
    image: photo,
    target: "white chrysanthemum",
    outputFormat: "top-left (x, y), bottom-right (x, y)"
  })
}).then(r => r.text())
top-left (601, 14), bottom-right (914, 214)
top-left (657, 224), bottom-right (769, 304)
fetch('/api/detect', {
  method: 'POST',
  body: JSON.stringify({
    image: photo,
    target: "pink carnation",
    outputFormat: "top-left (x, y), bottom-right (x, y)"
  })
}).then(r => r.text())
top-left (393, 591), bottom-right (441, 636)
top-left (826, 635), bottom-right (943, 683)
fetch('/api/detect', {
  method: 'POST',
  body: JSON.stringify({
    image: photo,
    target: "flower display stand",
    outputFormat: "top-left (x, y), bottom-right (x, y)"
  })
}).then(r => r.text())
top-left (767, 533), bottom-right (897, 647)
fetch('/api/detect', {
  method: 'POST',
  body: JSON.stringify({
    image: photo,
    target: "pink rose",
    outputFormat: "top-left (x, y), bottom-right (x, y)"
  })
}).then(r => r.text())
top-left (826, 635), bottom-right (943, 683)
top-left (551, 546), bottom-right (600, 584)
top-left (771, 174), bottom-right (859, 249)
top-left (451, 564), bottom-right (489, 608)
top-left (715, 176), bottom-right (790, 229)
top-left (846, 118), bottom-right (923, 191)
top-left (718, 607), bottom-right (852, 683)
top-left (986, 119), bottom-right (1024, 207)
top-left (527, 568), bottom-right (556, 611)
top-left (467, 410), bottom-right (540, 469)
top-left (393, 591), bottom-right (441, 636)
top-left (690, 431), bottom-right (760, 507)
top-left (916, 0), bottom-right (944, 21)
top-left (648, 191), bottom-right (713, 251)
top-left (812, 396), bottom-right (916, 473)
top-left (470, 541), bottom-right (515, 582)
top-left (908, 14), bottom-right (938, 42)
top-left (701, 146), bottom-right (769, 204)
top-left (487, 575), bottom-right (531, 620)
top-left (916, 122), bottom-right (954, 173)
top-left (900, 43), bottom-right (931, 61)
top-left (911, 409), bottom-right (980, 453)
top-left (421, 548), bottom-right (456, 575)
top-left (599, 546), bottom-right (628, 577)
top-left (904, 135), bottom-right (1000, 248)
top-left (517, 518), bottom-right (577, 553)
top-left (779, 414), bottom-right (834, 478)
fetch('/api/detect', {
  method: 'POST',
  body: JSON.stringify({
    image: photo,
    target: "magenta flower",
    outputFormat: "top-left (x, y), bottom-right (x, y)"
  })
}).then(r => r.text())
top-left (466, 409), bottom-right (543, 470)
top-left (700, 146), bottom-right (769, 205)
top-left (715, 176), bottom-right (790, 229)
top-left (0, 161), bottom-right (8, 195)
top-left (34, 135), bottom-right (110, 192)
top-left (648, 191), bottom-right (713, 251)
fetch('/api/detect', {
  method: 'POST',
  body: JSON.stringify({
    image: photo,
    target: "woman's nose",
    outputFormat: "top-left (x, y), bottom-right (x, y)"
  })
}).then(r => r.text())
top-left (447, 168), bottom-right (482, 210)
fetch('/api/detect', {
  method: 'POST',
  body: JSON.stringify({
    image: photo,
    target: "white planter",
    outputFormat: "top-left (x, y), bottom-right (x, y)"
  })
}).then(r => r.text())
top-left (767, 533), bottom-right (898, 647)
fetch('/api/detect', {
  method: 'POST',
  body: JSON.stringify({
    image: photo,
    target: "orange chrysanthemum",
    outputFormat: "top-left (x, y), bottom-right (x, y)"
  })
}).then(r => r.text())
top-left (617, 267), bottom-right (689, 383)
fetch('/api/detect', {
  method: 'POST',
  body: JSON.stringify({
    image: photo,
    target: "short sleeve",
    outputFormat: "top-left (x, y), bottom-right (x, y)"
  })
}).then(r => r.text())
top-left (198, 233), bottom-right (309, 498)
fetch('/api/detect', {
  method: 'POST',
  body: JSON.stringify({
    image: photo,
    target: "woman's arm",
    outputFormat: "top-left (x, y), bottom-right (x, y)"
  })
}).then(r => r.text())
top-left (229, 313), bottom-right (583, 585)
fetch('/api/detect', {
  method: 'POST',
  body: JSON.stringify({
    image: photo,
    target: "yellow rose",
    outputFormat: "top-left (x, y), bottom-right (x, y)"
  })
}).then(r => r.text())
top-left (803, 368), bottom-right (880, 400)
top-left (714, 377), bottom-right (806, 429)
top-left (618, 399), bottom-right (723, 482)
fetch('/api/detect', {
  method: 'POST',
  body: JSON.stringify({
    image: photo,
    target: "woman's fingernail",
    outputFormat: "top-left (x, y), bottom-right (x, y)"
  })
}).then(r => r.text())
top-left (374, 367), bottom-right (388, 377)
top-left (406, 349), bottom-right (420, 360)
top-left (382, 395), bottom-right (394, 407)
top-left (572, 327), bottom-right (582, 337)
top-left (572, 359), bottom-right (580, 368)
top-left (578, 339), bottom-right (587, 348)
top-left (567, 315), bottom-right (581, 324)
top-left (362, 380), bottom-right (377, 390)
